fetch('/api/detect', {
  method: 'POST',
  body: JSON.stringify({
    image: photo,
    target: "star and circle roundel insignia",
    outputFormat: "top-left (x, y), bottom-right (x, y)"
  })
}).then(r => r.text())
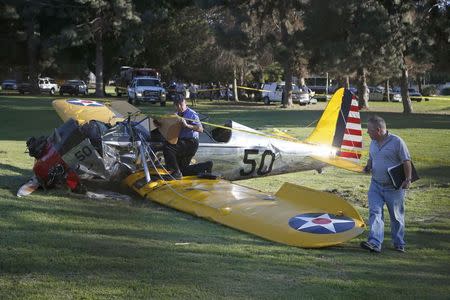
top-left (288, 213), bottom-right (355, 234)
top-left (67, 99), bottom-right (104, 107)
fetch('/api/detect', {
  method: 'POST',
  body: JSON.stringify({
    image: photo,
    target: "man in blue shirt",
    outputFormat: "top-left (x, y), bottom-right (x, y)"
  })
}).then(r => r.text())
top-left (361, 115), bottom-right (412, 253)
top-left (163, 94), bottom-right (203, 179)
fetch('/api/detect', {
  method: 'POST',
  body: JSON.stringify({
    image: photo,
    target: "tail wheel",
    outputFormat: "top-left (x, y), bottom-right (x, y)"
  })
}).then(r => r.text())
top-left (263, 97), bottom-right (270, 105)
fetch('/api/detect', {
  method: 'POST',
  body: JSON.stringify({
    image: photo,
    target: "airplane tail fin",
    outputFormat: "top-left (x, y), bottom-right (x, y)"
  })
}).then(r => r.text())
top-left (306, 88), bottom-right (363, 167)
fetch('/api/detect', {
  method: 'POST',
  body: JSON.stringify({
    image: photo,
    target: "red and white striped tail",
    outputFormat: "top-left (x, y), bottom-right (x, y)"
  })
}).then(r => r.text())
top-left (338, 96), bottom-right (362, 163)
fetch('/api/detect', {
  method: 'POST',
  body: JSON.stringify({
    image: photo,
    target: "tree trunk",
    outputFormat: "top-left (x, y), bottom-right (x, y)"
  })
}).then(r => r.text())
top-left (258, 66), bottom-right (264, 84)
top-left (401, 68), bottom-right (413, 114)
top-left (233, 67), bottom-right (239, 102)
top-left (357, 67), bottom-right (369, 109)
top-left (239, 66), bottom-right (244, 86)
top-left (25, 18), bottom-right (39, 93)
top-left (384, 79), bottom-right (390, 102)
top-left (417, 75), bottom-right (423, 94)
top-left (345, 76), bottom-right (350, 89)
top-left (283, 61), bottom-right (293, 108)
top-left (94, 23), bottom-right (104, 98)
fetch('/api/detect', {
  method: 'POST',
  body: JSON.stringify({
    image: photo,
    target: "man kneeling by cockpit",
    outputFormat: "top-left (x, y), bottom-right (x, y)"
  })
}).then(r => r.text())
top-left (157, 94), bottom-right (209, 179)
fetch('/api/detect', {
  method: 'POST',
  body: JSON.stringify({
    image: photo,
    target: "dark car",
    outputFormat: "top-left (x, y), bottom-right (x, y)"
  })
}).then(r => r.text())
top-left (1, 79), bottom-right (18, 90)
top-left (59, 80), bottom-right (88, 96)
top-left (17, 82), bottom-right (33, 94)
top-left (408, 88), bottom-right (423, 102)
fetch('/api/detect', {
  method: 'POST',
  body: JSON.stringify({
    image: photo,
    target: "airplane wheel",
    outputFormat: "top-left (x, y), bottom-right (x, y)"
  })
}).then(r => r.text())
top-left (263, 97), bottom-right (270, 105)
top-left (50, 88), bottom-right (55, 95)
top-left (160, 101), bottom-right (166, 107)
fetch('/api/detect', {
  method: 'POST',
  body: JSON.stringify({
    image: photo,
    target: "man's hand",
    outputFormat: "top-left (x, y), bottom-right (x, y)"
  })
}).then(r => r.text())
top-left (180, 117), bottom-right (191, 129)
top-left (401, 179), bottom-right (411, 189)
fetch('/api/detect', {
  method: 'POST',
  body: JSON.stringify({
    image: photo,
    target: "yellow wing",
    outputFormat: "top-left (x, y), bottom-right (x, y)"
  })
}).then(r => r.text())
top-left (125, 172), bottom-right (365, 248)
top-left (52, 99), bottom-right (125, 125)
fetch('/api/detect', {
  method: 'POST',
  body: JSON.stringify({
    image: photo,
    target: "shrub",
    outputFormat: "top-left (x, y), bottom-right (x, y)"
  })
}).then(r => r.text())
top-left (422, 86), bottom-right (438, 96)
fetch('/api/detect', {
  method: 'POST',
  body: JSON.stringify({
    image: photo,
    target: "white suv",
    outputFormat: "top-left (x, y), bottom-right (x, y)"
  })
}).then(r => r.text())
top-left (38, 77), bottom-right (59, 95)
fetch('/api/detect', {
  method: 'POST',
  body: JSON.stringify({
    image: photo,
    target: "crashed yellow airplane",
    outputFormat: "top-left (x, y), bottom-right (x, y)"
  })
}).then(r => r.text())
top-left (22, 88), bottom-right (366, 248)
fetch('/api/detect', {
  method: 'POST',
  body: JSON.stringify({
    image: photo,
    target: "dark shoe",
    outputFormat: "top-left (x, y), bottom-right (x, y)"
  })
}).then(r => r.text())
top-left (395, 246), bottom-right (405, 253)
top-left (360, 241), bottom-right (381, 253)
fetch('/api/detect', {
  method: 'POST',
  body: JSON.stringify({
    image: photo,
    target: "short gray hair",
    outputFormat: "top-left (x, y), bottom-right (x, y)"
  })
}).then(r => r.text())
top-left (368, 115), bottom-right (386, 130)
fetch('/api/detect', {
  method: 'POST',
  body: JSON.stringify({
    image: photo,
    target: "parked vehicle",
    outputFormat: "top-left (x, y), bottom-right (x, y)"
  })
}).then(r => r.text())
top-left (305, 76), bottom-right (335, 101)
top-left (38, 77), bottom-right (59, 95)
top-left (127, 76), bottom-right (166, 106)
top-left (368, 86), bottom-right (401, 102)
top-left (1, 79), bottom-right (17, 90)
top-left (392, 87), bottom-right (423, 102)
top-left (18, 77), bottom-right (59, 95)
top-left (115, 66), bottom-right (160, 97)
top-left (408, 88), bottom-right (423, 102)
top-left (17, 81), bottom-right (32, 94)
top-left (261, 82), bottom-right (311, 105)
top-left (59, 80), bottom-right (88, 96)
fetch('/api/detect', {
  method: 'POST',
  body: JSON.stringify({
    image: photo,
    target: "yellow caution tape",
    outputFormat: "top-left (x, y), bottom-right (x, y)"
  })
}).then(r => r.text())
top-left (237, 86), bottom-right (271, 92)
top-left (151, 113), bottom-right (365, 160)
top-left (418, 96), bottom-right (450, 101)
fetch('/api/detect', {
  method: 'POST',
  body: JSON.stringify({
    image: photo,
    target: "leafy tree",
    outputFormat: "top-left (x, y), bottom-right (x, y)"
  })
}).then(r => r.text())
top-left (377, 0), bottom-right (436, 114)
top-left (58, 0), bottom-right (140, 96)
top-left (0, 2), bottom-right (25, 80)
top-left (304, 0), bottom-right (402, 109)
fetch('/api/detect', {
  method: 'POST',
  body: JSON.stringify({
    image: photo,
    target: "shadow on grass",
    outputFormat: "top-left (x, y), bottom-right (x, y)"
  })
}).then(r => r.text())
top-left (1, 193), bottom-right (449, 298)
top-left (0, 163), bottom-right (31, 176)
top-left (411, 165), bottom-right (450, 185)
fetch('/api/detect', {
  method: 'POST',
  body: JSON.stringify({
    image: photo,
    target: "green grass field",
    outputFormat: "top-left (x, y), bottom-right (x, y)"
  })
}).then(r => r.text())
top-left (0, 94), bottom-right (449, 299)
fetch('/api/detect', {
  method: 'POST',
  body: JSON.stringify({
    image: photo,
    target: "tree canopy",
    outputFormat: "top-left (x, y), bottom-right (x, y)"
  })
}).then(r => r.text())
top-left (0, 0), bottom-right (448, 112)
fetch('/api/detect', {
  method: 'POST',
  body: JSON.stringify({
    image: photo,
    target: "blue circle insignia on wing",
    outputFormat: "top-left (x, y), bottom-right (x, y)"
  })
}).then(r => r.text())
top-left (288, 213), bottom-right (355, 234)
top-left (67, 99), bottom-right (104, 107)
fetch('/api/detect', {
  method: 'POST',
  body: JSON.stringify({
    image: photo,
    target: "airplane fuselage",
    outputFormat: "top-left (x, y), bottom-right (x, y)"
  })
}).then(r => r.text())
top-left (195, 121), bottom-right (329, 181)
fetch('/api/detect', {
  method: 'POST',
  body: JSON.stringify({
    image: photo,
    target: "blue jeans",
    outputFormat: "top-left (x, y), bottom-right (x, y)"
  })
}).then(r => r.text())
top-left (367, 180), bottom-right (406, 250)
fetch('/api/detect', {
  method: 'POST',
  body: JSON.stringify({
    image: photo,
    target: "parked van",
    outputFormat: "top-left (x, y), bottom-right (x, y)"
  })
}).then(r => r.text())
top-left (261, 82), bottom-right (311, 105)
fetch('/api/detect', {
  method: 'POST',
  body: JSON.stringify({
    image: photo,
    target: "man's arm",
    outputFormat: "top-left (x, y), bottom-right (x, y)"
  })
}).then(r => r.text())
top-left (180, 117), bottom-right (203, 133)
top-left (401, 160), bottom-right (412, 189)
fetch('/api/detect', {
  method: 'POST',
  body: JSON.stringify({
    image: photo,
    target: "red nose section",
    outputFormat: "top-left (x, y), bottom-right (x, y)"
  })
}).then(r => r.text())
top-left (33, 142), bottom-right (80, 190)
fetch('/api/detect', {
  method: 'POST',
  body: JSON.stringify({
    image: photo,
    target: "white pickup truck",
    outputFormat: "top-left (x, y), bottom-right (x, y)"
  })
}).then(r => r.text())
top-left (127, 76), bottom-right (167, 106)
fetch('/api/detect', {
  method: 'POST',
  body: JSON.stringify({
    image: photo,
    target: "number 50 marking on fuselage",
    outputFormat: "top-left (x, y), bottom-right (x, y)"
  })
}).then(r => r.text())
top-left (240, 149), bottom-right (276, 176)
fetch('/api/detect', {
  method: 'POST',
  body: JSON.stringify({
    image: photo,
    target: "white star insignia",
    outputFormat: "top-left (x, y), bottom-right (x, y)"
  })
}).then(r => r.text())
top-left (294, 213), bottom-right (354, 233)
